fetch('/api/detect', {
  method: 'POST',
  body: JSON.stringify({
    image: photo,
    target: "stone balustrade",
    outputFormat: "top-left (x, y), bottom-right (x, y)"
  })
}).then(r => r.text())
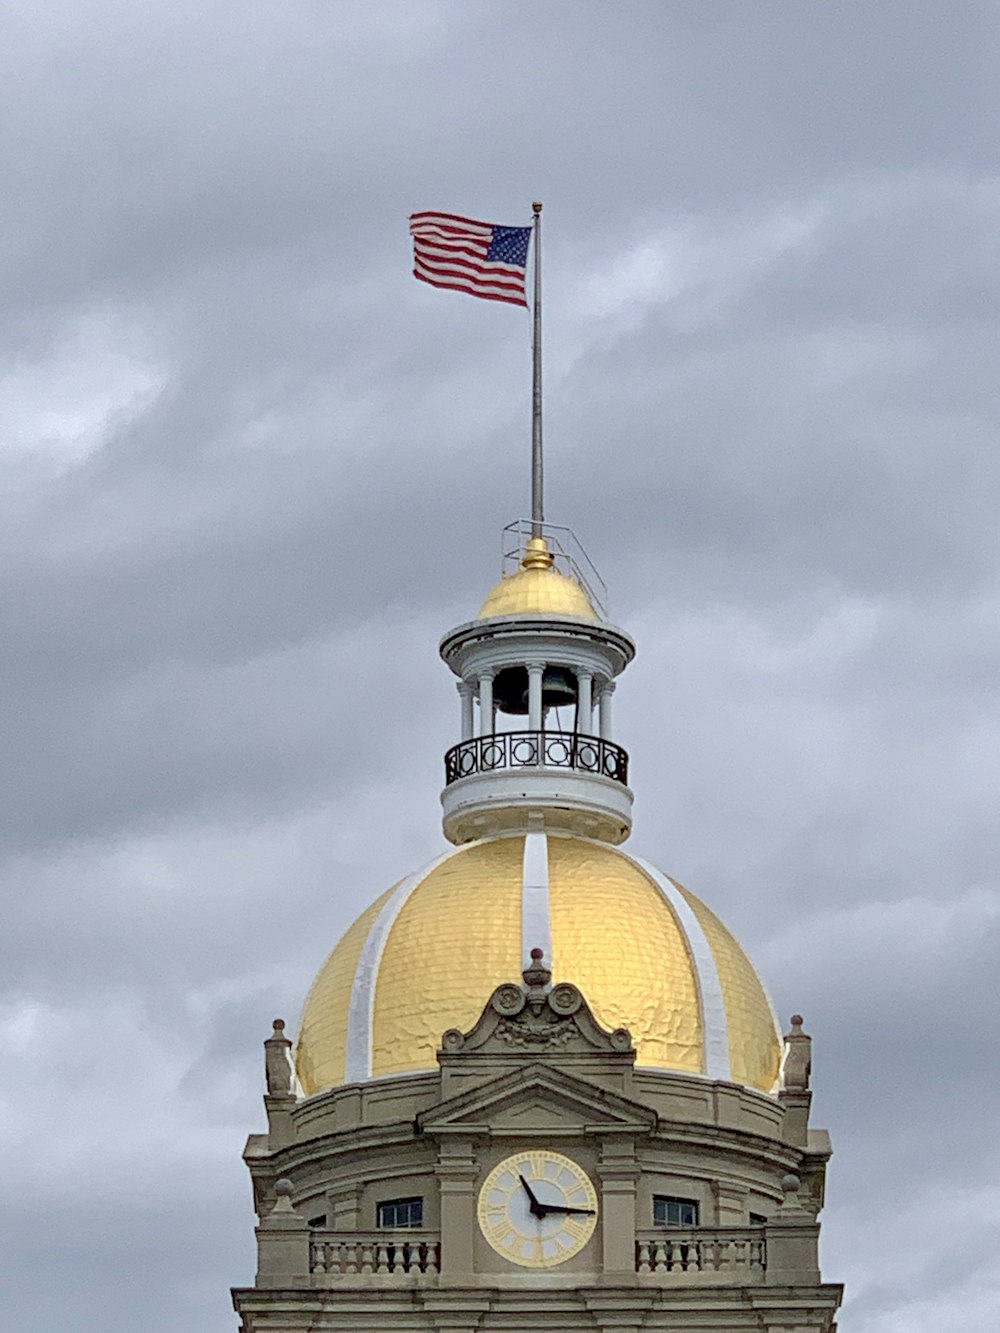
top-left (307, 1227), bottom-right (772, 1285)
top-left (309, 1232), bottom-right (441, 1280)
top-left (635, 1229), bottom-right (766, 1282)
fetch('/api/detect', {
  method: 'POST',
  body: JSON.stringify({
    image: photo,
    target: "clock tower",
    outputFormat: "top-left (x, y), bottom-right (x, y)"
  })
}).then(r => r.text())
top-left (231, 520), bottom-right (844, 1332)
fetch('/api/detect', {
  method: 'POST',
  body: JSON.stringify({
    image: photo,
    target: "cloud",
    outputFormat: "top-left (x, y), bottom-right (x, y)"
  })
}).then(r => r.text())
top-left (2, 3), bottom-right (998, 1330)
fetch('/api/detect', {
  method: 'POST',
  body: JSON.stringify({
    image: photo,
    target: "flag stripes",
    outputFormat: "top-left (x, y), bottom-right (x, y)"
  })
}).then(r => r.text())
top-left (409, 211), bottom-right (532, 307)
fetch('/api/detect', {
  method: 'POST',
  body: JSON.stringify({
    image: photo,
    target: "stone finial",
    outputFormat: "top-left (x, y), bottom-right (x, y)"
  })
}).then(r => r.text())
top-left (782, 1012), bottom-right (812, 1091)
top-left (522, 947), bottom-right (552, 992)
top-left (765, 1170), bottom-right (819, 1280)
top-left (265, 1018), bottom-right (293, 1095)
top-left (256, 1176), bottom-right (309, 1284)
top-left (775, 1170), bottom-right (811, 1222)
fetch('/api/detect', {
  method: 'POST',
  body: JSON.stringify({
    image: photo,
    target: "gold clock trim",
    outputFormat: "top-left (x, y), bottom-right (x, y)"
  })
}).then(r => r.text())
top-left (476, 1149), bottom-right (598, 1269)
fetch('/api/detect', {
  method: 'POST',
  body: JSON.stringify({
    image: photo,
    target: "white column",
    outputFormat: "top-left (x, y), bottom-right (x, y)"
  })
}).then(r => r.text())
top-left (527, 662), bottom-right (545, 733)
top-left (457, 681), bottom-right (475, 741)
top-left (577, 669), bottom-right (593, 734)
top-left (477, 672), bottom-right (494, 736)
top-left (598, 680), bottom-right (615, 739)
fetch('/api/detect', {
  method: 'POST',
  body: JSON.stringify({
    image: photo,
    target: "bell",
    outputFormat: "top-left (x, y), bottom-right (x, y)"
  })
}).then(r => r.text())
top-left (539, 666), bottom-right (578, 711)
top-left (492, 665), bottom-right (579, 716)
top-left (493, 666), bottom-right (529, 715)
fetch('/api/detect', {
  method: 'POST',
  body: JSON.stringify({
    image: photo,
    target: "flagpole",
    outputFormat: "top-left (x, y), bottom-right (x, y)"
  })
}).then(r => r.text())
top-left (530, 200), bottom-right (543, 539)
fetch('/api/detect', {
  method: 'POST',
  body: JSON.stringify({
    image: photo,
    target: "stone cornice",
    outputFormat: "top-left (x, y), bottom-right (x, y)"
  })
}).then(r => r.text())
top-left (417, 1063), bottom-right (658, 1138)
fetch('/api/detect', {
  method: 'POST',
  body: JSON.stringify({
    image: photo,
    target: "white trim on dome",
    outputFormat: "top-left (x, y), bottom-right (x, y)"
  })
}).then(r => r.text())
top-left (521, 831), bottom-right (552, 969)
top-left (628, 854), bottom-right (732, 1082)
top-left (344, 847), bottom-right (458, 1083)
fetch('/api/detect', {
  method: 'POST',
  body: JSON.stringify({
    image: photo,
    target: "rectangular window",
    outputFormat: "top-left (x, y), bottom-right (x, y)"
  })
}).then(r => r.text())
top-left (377, 1196), bottom-right (424, 1229)
top-left (749, 1211), bottom-right (767, 1226)
top-left (653, 1195), bottom-right (699, 1227)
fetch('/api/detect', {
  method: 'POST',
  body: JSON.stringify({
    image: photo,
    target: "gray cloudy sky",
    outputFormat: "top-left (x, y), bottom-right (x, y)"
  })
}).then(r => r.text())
top-left (2, 2), bottom-right (998, 1329)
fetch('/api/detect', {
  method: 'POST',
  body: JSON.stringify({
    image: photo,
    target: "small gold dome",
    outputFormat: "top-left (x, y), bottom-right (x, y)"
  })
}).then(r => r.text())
top-left (295, 833), bottom-right (782, 1098)
top-left (477, 537), bottom-right (599, 621)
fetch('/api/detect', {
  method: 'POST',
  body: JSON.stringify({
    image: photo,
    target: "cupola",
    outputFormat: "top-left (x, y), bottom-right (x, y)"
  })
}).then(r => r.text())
top-left (439, 521), bottom-right (635, 845)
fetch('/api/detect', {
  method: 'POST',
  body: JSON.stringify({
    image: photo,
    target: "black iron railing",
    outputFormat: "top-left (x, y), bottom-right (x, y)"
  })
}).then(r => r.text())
top-left (444, 730), bottom-right (629, 788)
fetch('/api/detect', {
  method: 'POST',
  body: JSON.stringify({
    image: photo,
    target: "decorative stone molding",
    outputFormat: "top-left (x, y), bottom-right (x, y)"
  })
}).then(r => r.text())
top-left (440, 949), bottom-right (635, 1060)
top-left (782, 1015), bottom-right (812, 1091)
top-left (263, 1019), bottom-right (296, 1150)
top-left (264, 1019), bottom-right (293, 1095)
top-left (779, 1014), bottom-right (815, 1151)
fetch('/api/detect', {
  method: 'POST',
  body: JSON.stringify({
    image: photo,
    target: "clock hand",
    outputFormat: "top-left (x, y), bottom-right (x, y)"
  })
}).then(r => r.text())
top-left (538, 1204), bottom-right (597, 1216)
top-left (518, 1173), bottom-right (546, 1219)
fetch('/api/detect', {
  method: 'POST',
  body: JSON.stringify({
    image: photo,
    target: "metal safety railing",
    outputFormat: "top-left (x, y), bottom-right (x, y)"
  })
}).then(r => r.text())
top-left (444, 729), bottom-right (628, 788)
top-left (500, 519), bottom-right (609, 620)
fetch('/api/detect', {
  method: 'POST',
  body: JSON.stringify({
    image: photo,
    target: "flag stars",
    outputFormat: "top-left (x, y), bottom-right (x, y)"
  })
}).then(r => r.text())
top-left (487, 226), bottom-right (532, 266)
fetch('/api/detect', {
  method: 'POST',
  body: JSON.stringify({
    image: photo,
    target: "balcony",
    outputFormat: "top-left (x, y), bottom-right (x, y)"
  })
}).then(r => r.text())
top-left (444, 730), bottom-right (629, 788)
top-left (305, 1227), bottom-right (767, 1286)
top-left (441, 729), bottom-right (633, 845)
top-left (635, 1228), bottom-right (766, 1284)
top-left (310, 1231), bottom-right (440, 1280)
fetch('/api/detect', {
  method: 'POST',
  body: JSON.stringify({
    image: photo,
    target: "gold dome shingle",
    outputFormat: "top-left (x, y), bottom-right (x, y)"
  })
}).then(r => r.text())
top-left (476, 536), bottom-right (599, 621)
top-left (294, 833), bottom-right (782, 1097)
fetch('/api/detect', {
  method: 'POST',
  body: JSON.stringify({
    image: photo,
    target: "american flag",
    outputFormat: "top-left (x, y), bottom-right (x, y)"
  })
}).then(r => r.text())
top-left (409, 211), bottom-right (532, 307)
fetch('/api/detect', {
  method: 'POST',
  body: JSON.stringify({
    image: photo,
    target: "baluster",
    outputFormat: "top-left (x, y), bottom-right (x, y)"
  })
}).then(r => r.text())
top-left (636, 1240), bottom-right (651, 1273)
top-left (687, 1238), bottom-right (701, 1273)
top-left (343, 1241), bottom-right (357, 1275)
top-left (669, 1239), bottom-right (684, 1272)
top-left (376, 1242), bottom-right (390, 1274)
top-left (360, 1243), bottom-right (374, 1274)
top-left (651, 1239), bottom-right (667, 1272)
top-left (734, 1238), bottom-right (748, 1271)
top-left (750, 1237), bottom-right (764, 1273)
top-left (426, 1241), bottom-right (439, 1275)
top-left (392, 1242), bottom-right (406, 1275)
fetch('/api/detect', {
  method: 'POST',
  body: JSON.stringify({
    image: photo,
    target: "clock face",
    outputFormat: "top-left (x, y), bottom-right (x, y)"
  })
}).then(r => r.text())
top-left (477, 1150), bottom-right (599, 1268)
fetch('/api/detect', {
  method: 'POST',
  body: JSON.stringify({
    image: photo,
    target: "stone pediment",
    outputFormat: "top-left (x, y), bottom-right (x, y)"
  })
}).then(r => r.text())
top-left (438, 948), bottom-right (635, 1062)
top-left (417, 1062), bottom-right (657, 1138)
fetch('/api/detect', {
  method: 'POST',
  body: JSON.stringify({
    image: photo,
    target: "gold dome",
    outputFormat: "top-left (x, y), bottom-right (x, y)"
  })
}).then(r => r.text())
top-left (477, 537), bottom-right (599, 621)
top-left (295, 833), bottom-right (782, 1097)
